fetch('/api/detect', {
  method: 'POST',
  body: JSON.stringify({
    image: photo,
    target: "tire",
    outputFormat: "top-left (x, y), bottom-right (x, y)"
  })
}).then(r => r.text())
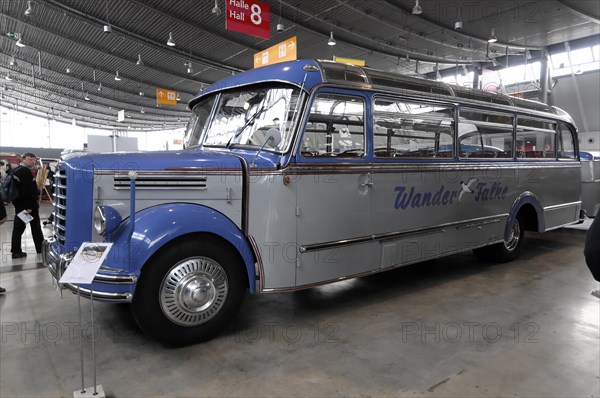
top-left (473, 216), bottom-right (525, 263)
top-left (131, 235), bottom-right (246, 346)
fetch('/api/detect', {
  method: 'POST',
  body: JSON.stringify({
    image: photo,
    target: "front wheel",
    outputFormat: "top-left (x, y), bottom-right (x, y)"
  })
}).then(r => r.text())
top-left (131, 236), bottom-right (246, 346)
top-left (473, 216), bottom-right (524, 263)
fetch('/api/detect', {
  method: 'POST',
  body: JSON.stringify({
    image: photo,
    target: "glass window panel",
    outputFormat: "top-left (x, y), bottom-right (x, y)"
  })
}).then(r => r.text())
top-left (458, 108), bottom-right (513, 159)
top-left (557, 123), bottom-right (576, 159)
top-left (301, 93), bottom-right (365, 158)
top-left (373, 98), bottom-right (454, 158)
top-left (516, 117), bottom-right (557, 159)
top-left (570, 47), bottom-right (594, 64)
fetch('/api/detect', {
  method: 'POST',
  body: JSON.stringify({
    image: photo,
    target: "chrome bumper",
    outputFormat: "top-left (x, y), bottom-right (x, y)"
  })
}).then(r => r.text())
top-left (42, 238), bottom-right (136, 302)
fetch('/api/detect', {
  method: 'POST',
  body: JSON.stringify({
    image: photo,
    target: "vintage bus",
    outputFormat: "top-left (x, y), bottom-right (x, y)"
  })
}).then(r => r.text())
top-left (43, 59), bottom-right (583, 346)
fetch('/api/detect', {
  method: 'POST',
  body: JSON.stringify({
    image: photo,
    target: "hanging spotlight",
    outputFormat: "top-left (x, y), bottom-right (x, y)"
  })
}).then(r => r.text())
top-left (66, 67), bottom-right (71, 74)
top-left (140, 107), bottom-right (145, 114)
top-left (415, 60), bottom-right (420, 74)
top-left (9, 55), bottom-right (17, 67)
top-left (15, 37), bottom-right (26, 47)
top-left (276, 0), bottom-right (284, 32)
top-left (84, 93), bottom-right (90, 101)
top-left (412, 0), bottom-right (422, 15)
top-left (5, 73), bottom-right (13, 81)
top-left (103, 24), bottom-right (112, 33)
top-left (114, 70), bottom-right (121, 81)
top-left (24, 1), bottom-right (34, 16)
top-left (136, 54), bottom-right (144, 66)
top-left (167, 32), bottom-right (176, 47)
top-left (454, 19), bottom-right (463, 30)
top-left (574, 65), bottom-right (583, 75)
top-left (139, 90), bottom-right (144, 96)
top-left (327, 31), bottom-right (336, 46)
top-left (212, 0), bottom-right (221, 15)
top-left (488, 28), bottom-right (498, 43)
top-left (98, 82), bottom-right (103, 92)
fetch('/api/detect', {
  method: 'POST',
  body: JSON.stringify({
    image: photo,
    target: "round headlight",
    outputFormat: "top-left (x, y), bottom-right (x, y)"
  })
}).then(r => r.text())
top-left (94, 205), bottom-right (106, 235)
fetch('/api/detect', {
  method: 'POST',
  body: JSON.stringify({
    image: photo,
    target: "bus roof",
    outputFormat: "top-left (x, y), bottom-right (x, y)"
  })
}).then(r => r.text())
top-left (190, 59), bottom-right (574, 126)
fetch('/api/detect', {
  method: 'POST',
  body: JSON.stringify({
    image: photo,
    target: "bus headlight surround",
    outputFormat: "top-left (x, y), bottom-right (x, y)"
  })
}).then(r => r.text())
top-left (94, 205), bottom-right (122, 236)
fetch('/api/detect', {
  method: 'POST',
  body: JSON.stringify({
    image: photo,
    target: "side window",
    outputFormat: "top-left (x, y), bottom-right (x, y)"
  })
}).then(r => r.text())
top-left (557, 123), bottom-right (576, 159)
top-left (459, 109), bottom-right (513, 158)
top-left (516, 118), bottom-right (557, 159)
top-left (373, 99), bottom-right (454, 158)
top-left (301, 93), bottom-right (365, 157)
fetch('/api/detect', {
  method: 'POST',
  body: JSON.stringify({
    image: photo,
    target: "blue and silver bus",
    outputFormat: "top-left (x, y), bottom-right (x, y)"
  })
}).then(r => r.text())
top-left (43, 59), bottom-right (583, 345)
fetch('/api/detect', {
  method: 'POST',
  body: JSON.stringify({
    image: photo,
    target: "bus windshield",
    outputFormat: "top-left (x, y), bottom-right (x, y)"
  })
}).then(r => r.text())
top-left (185, 85), bottom-right (304, 152)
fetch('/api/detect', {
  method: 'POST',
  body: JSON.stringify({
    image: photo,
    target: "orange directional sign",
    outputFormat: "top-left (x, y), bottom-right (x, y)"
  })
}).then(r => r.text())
top-left (156, 88), bottom-right (177, 105)
top-left (254, 36), bottom-right (297, 68)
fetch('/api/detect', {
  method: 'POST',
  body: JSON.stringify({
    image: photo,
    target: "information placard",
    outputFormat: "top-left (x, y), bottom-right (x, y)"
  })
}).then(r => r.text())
top-left (59, 243), bottom-right (113, 284)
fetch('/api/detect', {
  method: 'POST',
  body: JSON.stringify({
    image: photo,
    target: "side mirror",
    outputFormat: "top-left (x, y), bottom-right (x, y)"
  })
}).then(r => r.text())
top-left (265, 128), bottom-right (282, 148)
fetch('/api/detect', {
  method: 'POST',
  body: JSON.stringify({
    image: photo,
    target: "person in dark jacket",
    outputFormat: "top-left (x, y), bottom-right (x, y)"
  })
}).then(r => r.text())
top-left (584, 215), bottom-right (600, 298)
top-left (0, 199), bottom-right (7, 293)
top-left (10, 152), bottom-right (44, 259)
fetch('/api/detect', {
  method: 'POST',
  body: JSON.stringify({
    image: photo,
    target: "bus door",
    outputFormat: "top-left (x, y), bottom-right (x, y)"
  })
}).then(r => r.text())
top-left (371, 98), bottom-right (457, 266)
top-left (294, 91), bottom-right (373, 286)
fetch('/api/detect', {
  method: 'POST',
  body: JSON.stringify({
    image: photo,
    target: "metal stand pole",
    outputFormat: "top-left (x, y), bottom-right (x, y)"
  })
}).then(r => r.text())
top-left (73, 287), bottom-right (105, 398)
top-left (77, 285), bottom-right (85, 395)
top-left (90, 290), bottom-right (97, 396)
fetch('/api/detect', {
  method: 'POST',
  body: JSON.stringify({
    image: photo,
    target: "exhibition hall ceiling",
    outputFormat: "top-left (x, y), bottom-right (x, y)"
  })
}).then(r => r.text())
top-left (0, 0), bottom-right (598, 130)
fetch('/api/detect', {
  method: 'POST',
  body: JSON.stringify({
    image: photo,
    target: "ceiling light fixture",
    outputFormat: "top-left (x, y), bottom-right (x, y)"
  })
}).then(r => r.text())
top-left (412, 0), bottom-right (422, 15)
top-left (212, 0), bottom-right (221, 16)
top-left (5, 73), bottom-right (13, 81)
top-left (15, 37), bottom-right (26, 47)
top-left (66, 67), bottom-right (71, 74)
top-left (140, 107), bottom-right (145, 114)
top-left (114, 70), bottom-right (121, 81)
top-left (327, 31), bottom-right (336, 46)
top-left (24, 1), bottom-right (34, 16)
top-left (276, 0), bottom-right (284, 32)
top-left (574, 65), bottom-right (583, 75)
top-left (103, 0), bottom-right (112, 33)
top-left (98, 82), bottom-right (103, 92)
top-left (415, 60), bottom-right (420, 74)
top-left (167, 32), bottom-right (176, 47)
top-left (9, 55), bottom-right (17, 67)
top-left (84, 93), bottom-right (90, 101)
top-left (136, 54), bottom-right (144, 66)
top-left (488, 28), bottom-right (498, 43)
top-left (454, 18), bottom-right (463, 30)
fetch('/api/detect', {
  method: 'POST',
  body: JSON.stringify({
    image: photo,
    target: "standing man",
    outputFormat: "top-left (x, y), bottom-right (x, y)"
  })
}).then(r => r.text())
top-left (11, 152), bottom-right (44, 259)
top-left (0, 199), bottom-right (7, 294)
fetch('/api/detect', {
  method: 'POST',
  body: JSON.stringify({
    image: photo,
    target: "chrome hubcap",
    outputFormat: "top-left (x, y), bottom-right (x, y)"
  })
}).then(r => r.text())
top-left (160, 257), bottom-right (228, 327)
top-left (504, 219), bottom-right (521, 251)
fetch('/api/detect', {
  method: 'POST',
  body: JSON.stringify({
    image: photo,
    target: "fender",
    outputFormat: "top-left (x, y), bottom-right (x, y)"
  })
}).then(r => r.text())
top-left (113, 203), bottom-right (257, 293)
top-left (506, 191), bottom-right (545, 240)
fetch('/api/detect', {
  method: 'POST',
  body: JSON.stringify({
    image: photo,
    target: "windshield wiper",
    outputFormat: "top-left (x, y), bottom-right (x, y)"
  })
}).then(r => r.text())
top-left (226, 105), bottom-right (266, 149)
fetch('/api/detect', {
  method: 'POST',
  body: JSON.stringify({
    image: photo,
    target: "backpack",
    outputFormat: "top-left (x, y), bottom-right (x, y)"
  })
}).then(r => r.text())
top-left (0, 172), bottom-right (20, 203)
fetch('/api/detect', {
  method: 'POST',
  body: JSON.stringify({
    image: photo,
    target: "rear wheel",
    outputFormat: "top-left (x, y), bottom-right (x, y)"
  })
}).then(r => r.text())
top-left (131, 236), bottom-right (246, 346)
top-left (473, 216), bottom-right (524, 263)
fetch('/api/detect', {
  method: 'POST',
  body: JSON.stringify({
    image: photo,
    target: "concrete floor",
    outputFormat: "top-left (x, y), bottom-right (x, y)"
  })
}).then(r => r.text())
top-left (0, 202), bottom-right (599, 397)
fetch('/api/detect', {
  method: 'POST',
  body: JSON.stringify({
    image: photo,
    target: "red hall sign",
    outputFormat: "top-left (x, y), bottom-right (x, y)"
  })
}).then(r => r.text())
top-left (225, 0), bottom-right (270, 39)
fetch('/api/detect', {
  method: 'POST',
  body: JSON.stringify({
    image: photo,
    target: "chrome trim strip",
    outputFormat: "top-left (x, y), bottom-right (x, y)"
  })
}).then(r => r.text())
top-left (543, 201), bottom-right (582, 211)
top-left (94, 169), bottom-right (242, 175)
top-left (94, 273), bottom-right (138, 284)
top-left (263, 242), bottom-right (500, 293)
top-left (299, 214), bottom-right (509, 253)
top-left (63, 284), bottom-right (133, 302)
top-left (248, 235), bottom-right (264, 293)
